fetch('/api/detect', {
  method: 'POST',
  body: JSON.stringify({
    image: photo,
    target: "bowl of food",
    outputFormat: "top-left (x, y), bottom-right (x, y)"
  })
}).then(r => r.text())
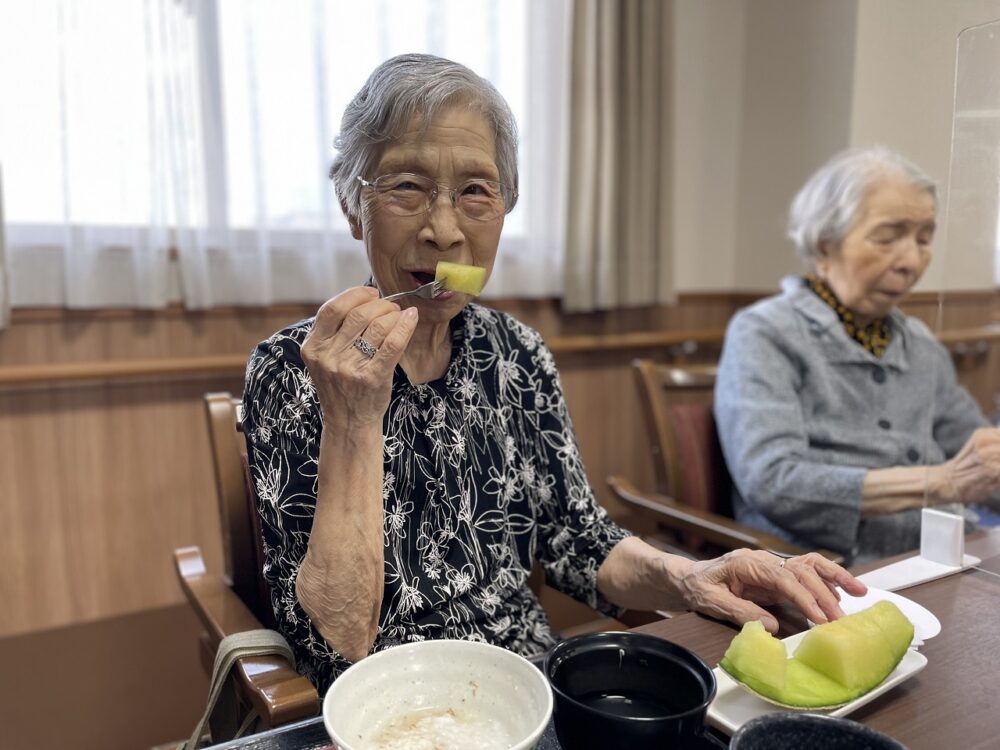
top-left (544, 631), bottom-right (717, 750)
top-left (729, 712), bottom-right (906, 749)
top-left (323, 639), bottom-right (553, 750)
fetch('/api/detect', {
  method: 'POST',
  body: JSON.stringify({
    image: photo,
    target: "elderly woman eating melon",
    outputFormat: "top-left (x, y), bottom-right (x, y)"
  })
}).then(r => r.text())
top-left (242, 53), bottom-right (865, 692)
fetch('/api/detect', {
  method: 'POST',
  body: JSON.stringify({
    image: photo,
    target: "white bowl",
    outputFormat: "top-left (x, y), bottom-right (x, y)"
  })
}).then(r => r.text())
top-left (323, 639), bottom-right (553, 750)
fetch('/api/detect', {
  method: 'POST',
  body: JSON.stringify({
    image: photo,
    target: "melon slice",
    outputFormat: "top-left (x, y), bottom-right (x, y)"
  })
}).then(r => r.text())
top-left (781, 659), bottom-right (855, 708)
top-left (796, 608), bottom-right (898, 692)
top-left (719, 601), bottom-right (914, 708)
top-left (717, 620), bottom-right (787, 696)
top-left (435, 261), bottom-right (487, 296)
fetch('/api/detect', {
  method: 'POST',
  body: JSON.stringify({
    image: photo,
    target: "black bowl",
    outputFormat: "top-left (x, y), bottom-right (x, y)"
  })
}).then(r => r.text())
top-left (544, 631), bottom-right (717, 750)
top-left (729, 712), bottom-right (907, 750)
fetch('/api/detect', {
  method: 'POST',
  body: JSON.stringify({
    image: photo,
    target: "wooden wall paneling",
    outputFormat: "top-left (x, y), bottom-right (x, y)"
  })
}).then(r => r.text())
top-left (557, 353), bottom-right (656, 521)
top-left (958, 345), bottom-right (1000, 416)
top-left (3, 291), bottom-right (998, 639)
top-left (901, 289), bottom-right (998, 331)
top-left (901, 292), bottom-right (1000, 414)
top-left (0, 603), bottom-right (209, 750)
top-left (1, 305), bottom-right (319, 368)
top-left (57, 386), bottom-right (114, 623)
top-left (1, 389), bottom-right (75, 633)
top-left (0, 379), bottom-right (239, 638)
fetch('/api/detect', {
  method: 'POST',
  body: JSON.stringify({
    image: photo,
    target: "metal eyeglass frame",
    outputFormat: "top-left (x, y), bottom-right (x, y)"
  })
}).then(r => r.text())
top-left (355, 173), bottom-right (515, 222)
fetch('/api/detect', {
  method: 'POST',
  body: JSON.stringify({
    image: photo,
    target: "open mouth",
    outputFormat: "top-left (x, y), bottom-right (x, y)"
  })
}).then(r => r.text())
top-left (403, 269), bottom-right (455, 300)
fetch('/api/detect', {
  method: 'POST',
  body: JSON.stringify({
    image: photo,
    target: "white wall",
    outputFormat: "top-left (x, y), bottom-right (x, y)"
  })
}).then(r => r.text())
top-left (672, 0), bottom-right (1000, 293)
top-left (672, 0), bottom-right (856, 292)
top-left (671, 0), bottom-right (746, 290)
top-left (851, 0), bottom-right (1000, 290)
top-left (732, 0), bottom-right (857, 290)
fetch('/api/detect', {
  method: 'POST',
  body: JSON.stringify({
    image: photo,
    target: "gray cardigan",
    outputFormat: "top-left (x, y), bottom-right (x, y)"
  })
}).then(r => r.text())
top-left (714, 276), bottom-right (985, 563)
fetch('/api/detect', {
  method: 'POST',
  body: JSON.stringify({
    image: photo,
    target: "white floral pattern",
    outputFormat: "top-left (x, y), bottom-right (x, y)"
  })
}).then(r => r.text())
top-left (243, 304), bottom-right (629, 690)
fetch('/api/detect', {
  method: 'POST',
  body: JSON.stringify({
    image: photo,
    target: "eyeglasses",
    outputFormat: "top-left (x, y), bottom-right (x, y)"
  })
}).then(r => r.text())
top-left (356, 173), bottom-right (514, 222)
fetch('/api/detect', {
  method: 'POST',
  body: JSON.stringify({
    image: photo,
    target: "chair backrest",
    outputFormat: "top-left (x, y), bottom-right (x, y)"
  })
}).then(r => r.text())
top-left (203, 392), bottom-right (273, 628)
top-left (630, 360), bottom-right (732, 543)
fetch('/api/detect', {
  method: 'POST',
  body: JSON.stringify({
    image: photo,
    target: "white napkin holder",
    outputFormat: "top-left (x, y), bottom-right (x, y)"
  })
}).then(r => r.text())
top-left (857, 508), bottom-right (980, 592)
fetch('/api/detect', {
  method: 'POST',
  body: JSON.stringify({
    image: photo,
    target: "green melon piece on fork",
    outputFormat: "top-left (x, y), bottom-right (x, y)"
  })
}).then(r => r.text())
top-left (435, 261), bottom-right (487, 296)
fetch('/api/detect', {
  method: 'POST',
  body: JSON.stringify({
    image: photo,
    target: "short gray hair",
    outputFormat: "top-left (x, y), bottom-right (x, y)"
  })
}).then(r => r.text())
top-left (330, 53), bottom-right (519, 224)
top-left (787, 146), bottom-right (937, 264)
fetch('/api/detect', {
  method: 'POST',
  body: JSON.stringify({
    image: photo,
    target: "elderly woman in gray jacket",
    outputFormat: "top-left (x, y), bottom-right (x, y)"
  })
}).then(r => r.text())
top-left (715, 146), bottom-right (1000, 564)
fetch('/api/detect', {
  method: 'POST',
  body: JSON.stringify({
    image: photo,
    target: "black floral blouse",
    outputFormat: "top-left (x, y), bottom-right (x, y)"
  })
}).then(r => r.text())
top-left (242, 303), bottom-right (629, 689)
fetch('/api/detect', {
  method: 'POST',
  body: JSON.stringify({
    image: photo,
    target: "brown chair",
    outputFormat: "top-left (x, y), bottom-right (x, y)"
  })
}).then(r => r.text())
top-left (173, 393), bottom-right (319, 740)
top-left (609, 359), bottom-right (842, 563)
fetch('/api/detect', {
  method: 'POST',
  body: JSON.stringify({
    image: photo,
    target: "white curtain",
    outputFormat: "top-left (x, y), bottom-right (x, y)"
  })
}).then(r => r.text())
top-left (0, 0), bottom-right (570, 309)
top-left (563, 0), bottom-right (674, 312)
top-left (2, 0), bottom-right (190, 308)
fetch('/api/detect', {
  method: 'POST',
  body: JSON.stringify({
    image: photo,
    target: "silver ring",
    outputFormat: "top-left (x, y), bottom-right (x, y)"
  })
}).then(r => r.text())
top-left (779, 557), bottom-right (787, 569)
top-left (353, 337), bottom-right (377, 359)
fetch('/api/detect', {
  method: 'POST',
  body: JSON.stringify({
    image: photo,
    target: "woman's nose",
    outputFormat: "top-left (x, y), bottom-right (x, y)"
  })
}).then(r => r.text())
top-left (894, 237), bottom-right (927, 270)
top-left (419, 192), bottom-right (465, 250)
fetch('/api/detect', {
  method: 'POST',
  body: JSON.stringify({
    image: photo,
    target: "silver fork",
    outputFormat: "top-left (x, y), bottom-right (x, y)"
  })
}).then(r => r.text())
top-left (382, 279), bottom-right (445, 302)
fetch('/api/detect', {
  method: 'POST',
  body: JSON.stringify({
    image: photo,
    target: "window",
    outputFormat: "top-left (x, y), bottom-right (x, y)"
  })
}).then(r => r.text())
top-left (0, 0), bottom-right (568, 308)
top-left (216, 0), bottom-right (526, 237)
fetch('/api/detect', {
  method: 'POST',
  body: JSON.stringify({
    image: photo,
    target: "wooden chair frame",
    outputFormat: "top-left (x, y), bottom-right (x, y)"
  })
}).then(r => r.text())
top-left (615, 359), bottom-right (843, 563)
top-left (631, 360), bottom-right (721, 500)
top-left (173, 393), bottom-right (318, 736)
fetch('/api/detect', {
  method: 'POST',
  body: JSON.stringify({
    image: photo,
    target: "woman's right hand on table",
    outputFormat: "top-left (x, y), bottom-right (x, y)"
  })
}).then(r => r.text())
top-left (301, 286), bottom-right (419, 427)
top-left (936, 427), bottom-right (1000, 504)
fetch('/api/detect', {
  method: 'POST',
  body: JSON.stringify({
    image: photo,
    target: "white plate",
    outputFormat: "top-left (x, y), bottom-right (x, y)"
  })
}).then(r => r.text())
top-left (835, 586), bottom-right (941, 641)
top-left (705, 630), bottom-right (927, 736)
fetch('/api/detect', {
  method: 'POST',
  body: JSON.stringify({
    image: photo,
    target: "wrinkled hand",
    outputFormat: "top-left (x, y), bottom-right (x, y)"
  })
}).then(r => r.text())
top-left (301, 286), bottom-right (418, 427)
top-left (678, 550), bottom-right (867, 633)
top-left (937, 427), bottom-right (1000, 504)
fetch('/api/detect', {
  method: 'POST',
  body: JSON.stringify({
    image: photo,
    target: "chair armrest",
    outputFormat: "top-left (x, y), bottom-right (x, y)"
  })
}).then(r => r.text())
top-left (174, 547), bottom-right (320, 727)
top-left (606, 476), bottom-right (844, 565)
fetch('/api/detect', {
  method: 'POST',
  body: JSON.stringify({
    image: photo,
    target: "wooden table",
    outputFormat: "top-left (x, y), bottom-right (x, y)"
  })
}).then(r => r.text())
top-left (633, 530), bottom-right (1000, 750)
top-left (209, 531), bottom-right (1000, 749)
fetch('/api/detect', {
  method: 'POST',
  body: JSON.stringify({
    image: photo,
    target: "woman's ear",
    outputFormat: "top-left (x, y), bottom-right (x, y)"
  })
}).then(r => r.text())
top-left (813, 242), bottom-right (833, 276)
top-left (340, 197), bottom-right (364, 240)
top-left (348, 215), bottom-right (363, 241)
